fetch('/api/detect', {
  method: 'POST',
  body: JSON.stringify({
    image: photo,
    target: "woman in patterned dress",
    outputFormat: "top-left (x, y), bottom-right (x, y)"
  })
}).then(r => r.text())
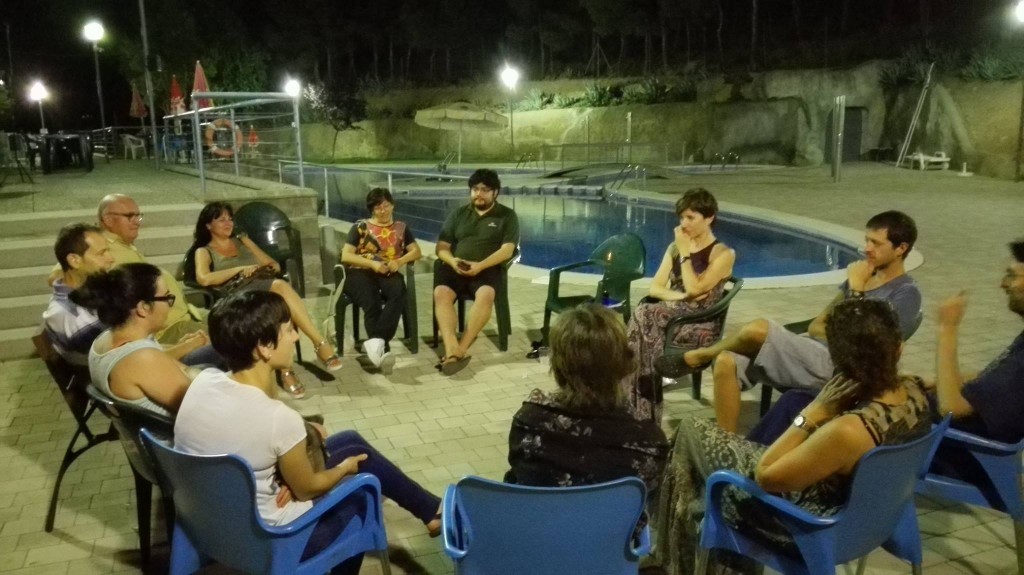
top-left (507, 304), bottom-right (668, 494)
top-left (621, 188), bottom-right (736, 424)
top-left (651, 298), bottom-right (932, 575)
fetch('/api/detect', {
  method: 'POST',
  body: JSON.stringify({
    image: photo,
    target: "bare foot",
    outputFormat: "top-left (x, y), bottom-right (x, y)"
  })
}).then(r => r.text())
top-left (427, 504), bottom-right (442, 538)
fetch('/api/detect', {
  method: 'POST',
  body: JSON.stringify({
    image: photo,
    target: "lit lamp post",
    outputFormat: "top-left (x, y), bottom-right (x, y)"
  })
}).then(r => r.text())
top-left (29, 81), bottom-right (49, 133)
top-left (82, 21), bottom-right (107, 130)
top-left (1014, 2), bottom-right (1024, 179)
top-left (500, 65), bottom-right (520, 153)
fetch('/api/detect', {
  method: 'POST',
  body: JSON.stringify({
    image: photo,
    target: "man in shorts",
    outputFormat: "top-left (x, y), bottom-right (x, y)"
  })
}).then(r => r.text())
top-left (660, 210), bottom-right (922, 432)
top-left (433, 169), bottom-right (520, 375)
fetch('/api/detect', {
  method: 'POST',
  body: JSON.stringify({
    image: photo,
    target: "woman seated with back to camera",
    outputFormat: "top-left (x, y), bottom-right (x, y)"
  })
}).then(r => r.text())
top-left (190, 201), bottom-right (342, 399)
top-left (620, 187), bottom-right (735, 425)
top-left (507, 304), bottom-right (668, 493)
top-left (72, 263), bottom-right (207, 418)
top-left (339, 187), bottom-right (421, 374)
top-left (650, 299), bottom-right (931, 575)
top-left (173, 291), bottom-right (441, 574)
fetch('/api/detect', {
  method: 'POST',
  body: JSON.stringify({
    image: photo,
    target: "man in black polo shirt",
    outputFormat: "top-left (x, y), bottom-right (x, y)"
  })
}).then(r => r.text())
top-left (434, 169), bottom-right (520, 375)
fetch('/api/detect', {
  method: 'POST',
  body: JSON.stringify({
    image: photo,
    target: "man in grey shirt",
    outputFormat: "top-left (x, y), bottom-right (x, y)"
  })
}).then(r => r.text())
top-left (659, 211), bottom-right (922, 432)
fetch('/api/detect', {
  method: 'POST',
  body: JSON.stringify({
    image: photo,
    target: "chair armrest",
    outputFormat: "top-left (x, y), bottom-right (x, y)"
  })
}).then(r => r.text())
top-left (784, 318), bottom-right (813, 335)
top-left (333, 264), bottom-right (345, 287)
top-left (941, 428), bottom-right (1024, 455)
top-left (442, 484), bottom-right (468, 559)
top-left (662, 277), bottom-right (743, 337)
top-left (182, 285), bottom-right (214, 308)
top-left (265, 473), bottom-right (383, 534)
top-left (629, 523), bottom-right (652, 558)
top-left (548, 260), bottom-right (598, 302)
top-left (704, 470), bottom-right (837, 529)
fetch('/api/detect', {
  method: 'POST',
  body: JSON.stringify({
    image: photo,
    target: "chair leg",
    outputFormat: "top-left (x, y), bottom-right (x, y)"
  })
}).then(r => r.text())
top-left (760, 385), bottom-right (774, 417)
top-left (540, 307), bottom-right (553, 347)
top-left (855, 556), bottom-right (868, 575)
top-left (1015, 520), bottom-right (1024, 575)
top-left (334, 300), bottom-right (348, 357)
top-left (161, 494), bottom-right (176, 550)
top-left (378, 549), bottom-right (393, 575)
top-left (44, 428), bottom-right (85, 532)
top-left (694, 547), bottom-right (711, 575)
top-left (691, 369), bottom-right (703, 401)
top-left (911, 563), bottom-right (922, 575)
top-left (133, 470), bottom-right (153, 571)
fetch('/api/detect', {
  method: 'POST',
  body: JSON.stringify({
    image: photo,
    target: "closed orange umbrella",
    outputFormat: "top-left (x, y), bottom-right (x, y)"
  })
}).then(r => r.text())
top-left (191, 60), bottom-right (213, 110)
top-left (129, 83), bottom-right (148, 127)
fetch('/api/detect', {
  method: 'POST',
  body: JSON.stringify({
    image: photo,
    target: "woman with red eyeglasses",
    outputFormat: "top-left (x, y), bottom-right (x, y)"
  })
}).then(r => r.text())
top-left (72, 262), bottom-right (202, 417)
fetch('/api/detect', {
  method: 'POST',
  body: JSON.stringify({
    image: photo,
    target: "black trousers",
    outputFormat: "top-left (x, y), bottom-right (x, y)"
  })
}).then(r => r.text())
top-left (342, 268), bottom-right (406, 342)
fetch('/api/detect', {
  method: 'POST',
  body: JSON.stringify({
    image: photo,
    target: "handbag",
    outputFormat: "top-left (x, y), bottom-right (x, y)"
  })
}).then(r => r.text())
top-left (220, 264), bottom-right (279, 294)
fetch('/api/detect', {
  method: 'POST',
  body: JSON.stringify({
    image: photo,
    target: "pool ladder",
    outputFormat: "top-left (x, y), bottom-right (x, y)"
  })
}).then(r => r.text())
top-left (610, 164), bottom-right (647, 189)
top-left (515, 152), bottom-right (537, 169)
top-left (710, 152), bottom-right (741, 170)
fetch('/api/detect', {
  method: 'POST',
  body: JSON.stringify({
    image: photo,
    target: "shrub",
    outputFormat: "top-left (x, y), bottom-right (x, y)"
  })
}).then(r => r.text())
top-left (519, 89), bottom-right (553, 111)
top-left (553, 93), bottom-right (581, 108)
top-left (579, 83), bottom-right (618, 107)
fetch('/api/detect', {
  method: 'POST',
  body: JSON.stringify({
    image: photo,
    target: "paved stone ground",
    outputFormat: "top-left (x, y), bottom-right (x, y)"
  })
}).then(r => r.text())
top-left (1, 161), bottom-right (1021, 574)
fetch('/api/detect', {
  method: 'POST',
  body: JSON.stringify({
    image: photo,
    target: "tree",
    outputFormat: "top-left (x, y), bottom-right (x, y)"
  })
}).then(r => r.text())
top-left (303, 82), bottom-right (366, 158)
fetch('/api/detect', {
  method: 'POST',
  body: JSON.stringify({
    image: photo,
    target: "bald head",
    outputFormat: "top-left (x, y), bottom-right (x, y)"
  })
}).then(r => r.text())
top-left (97, 194), bottom-right (142, 244)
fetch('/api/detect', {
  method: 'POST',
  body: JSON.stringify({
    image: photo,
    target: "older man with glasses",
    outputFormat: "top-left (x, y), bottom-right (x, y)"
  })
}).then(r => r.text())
top-left (50, 194), bottom-right (208, 347)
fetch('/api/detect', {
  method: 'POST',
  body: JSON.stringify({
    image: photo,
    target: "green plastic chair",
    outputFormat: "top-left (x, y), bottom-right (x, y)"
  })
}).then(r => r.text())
top-left (540, 233), bottom-right (646, 346)
top-left (234, 201), bottom-right (305, 297)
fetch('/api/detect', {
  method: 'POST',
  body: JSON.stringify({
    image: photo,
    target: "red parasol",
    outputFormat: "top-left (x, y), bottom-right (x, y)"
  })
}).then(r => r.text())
top-left (247, 125), bottom-right (260, 148)
top-left (191, 60), bottom-right (213, 110)
top-left (129, 83), bottom-right (148, 127)
top-left (169, 74), bottom-right (186, 115)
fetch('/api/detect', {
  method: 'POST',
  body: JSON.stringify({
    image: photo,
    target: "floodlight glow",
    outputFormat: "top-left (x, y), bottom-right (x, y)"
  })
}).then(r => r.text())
top-left (1016, 1), bottom-right (1024, 23)
top-left (29, 81), bottom-right (48, 102)
top-left (83, 21), bottom-right (105, 43)
top-left (284, 78), bottom-right (301, 98)
top-left (500, 65), bottom-right (520, 90)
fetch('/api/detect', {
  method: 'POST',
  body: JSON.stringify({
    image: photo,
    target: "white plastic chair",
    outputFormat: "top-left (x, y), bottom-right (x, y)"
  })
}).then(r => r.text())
top-left (121, 134), bottom-right (146, 160)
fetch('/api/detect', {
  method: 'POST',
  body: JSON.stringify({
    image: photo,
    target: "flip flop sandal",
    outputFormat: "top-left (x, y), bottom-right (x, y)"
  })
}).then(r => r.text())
top-left (280, 370), bottom-right (306, 399)
top-left (315, 340), bottom-right (343, 372)
top-left (434, 356), bottom-right (448, 370)
top-left (441, 355), bottom-right (472, 376)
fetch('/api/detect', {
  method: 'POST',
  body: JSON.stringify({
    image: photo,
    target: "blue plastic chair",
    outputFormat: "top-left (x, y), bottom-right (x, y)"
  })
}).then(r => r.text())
top-left (697, 417), bottom-right (950, 575)
top-left (442, 475), bottom-right (651, 574)
top-left (916, 428), bottom-right (1024, 574)
top-left (140, 429), bottom-right (392, 575)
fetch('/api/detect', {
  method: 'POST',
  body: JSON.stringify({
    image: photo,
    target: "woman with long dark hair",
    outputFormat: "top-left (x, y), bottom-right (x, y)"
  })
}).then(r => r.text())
top-left (651, 298), bottom-right (931, 575)
top-left (189, 201), bottom-right (341, 398)
top-left (72, 263), bottom-right (203, 417)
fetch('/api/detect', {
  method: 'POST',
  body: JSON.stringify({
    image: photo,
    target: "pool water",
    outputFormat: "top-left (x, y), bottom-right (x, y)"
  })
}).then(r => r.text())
top-left (329, 195), bottom-right (860, 279)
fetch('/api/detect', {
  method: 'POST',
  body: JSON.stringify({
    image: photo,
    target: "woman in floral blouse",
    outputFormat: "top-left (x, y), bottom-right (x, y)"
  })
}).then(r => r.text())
top-left (506, 304), bottom-right (668, 492)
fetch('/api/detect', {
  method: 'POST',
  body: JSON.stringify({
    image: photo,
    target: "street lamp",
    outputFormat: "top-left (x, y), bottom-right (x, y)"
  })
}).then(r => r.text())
top-left (82, 20), bottom-right (107, 130)
top-left (500, 65), bottom-right (520, 152)
top-left (29, 81), bottom-right (49, 132)
top-left (1016, 0), bottom-right (1024, 23)
top-left (284, 78), bottom-right (301, 98)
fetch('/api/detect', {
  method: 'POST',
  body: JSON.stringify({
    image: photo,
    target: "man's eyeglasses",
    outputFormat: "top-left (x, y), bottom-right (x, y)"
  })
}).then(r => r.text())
top-left (151, 294), bottom-right (176, 307)
top-left (108, 212), bottom-right (144, 223)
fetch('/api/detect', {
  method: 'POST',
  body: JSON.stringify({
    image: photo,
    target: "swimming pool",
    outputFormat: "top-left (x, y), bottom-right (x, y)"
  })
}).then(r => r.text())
top-left (328, 195), bottom-right (861, 279)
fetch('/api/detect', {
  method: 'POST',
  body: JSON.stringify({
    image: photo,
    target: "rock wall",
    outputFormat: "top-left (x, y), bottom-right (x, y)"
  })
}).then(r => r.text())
top-left (298, 62), bottom-right (1022, 179)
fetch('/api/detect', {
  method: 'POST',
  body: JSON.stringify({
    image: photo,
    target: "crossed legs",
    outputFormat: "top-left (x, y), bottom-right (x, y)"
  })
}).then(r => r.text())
top-left (684, 319), bottom-right (771, 433)
top-left (269, 279), bottom-right (336, 362)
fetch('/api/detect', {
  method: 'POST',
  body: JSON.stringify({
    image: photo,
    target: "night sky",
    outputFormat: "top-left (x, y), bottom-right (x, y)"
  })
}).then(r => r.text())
top-left (2, 0), bottom-right (1019, 132)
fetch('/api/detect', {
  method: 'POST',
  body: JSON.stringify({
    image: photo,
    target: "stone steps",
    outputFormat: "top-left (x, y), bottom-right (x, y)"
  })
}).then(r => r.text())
top-left (0, 204), bottom-right (203, 361)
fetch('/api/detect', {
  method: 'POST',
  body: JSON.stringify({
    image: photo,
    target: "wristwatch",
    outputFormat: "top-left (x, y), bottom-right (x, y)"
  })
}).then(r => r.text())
top-left (679, 255), bottom-right (691, 264)
top-left (848, 289), bottom-right (865, 299)
top-left (792, 414), bottom-right (818, 433)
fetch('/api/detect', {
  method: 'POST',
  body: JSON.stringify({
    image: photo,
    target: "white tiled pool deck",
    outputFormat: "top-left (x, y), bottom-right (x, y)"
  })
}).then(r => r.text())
top-left (1, 161), bottom-right (1022, 574)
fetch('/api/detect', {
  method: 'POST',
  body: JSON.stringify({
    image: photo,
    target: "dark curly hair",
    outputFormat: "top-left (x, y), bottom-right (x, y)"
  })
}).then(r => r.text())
top-left (826, 298), bottom-right (902, 401)
top-left (548, 304), bottom-right (635, 412)
top-left (675, 188), bottom-right (718, 225)
top-left (191, 201), bottom-right (234, 249)
top-left (69, 263), bottom-right (162, 328)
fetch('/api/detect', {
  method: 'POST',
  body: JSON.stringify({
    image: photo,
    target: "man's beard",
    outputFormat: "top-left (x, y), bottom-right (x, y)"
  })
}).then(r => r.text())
top-left (473, 197), bottom-right (494, 210)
